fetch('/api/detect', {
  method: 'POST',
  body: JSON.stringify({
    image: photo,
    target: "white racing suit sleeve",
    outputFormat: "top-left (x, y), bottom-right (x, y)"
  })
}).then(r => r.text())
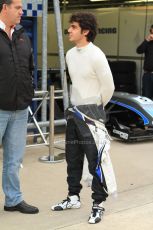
top-left (70, 106), bottom-right (117, 196)
top-left (69, 106), bottom-right (117, 196)
top-left (83, 122), bottom-right (117, 196)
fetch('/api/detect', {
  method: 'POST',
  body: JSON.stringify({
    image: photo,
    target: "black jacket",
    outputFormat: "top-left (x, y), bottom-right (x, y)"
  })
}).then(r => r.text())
top-left (136, 40), bottom-right (153, 72)
top-left (0, 24), bottom-right (34, 111)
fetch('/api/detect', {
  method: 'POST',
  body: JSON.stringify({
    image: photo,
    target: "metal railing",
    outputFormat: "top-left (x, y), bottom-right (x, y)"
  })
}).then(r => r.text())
top-left (27, 87), bottom-right (66, 163)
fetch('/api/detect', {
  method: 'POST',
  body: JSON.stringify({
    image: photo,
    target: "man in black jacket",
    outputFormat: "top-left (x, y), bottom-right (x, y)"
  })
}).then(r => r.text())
top-left (136, 25), bottom-right (153, 99)
top-left (0, 0), bottom-right (39, 214)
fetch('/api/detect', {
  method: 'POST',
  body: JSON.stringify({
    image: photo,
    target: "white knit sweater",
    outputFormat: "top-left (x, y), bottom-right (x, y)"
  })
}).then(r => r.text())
top-left (66, 42), bottom-right (114, 107)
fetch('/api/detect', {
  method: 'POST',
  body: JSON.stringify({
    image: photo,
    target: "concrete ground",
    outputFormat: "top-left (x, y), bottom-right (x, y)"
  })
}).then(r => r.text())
top-left (0, 136), bottom-right (153, 230)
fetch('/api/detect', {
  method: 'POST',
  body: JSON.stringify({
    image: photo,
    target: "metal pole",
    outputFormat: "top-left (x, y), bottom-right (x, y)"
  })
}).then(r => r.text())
top-left (53, 0), bottom-right (69, 110)
top-left (49, 85), bottom-right (55, 161)
top-left (28, 107), bottom-right (48, 145)
top-left (27, 119), bottom-right (66, 129)
top-left (41, 0), bottom-right (48, 131)
top-left (39, 86), bottom-right (64, 163)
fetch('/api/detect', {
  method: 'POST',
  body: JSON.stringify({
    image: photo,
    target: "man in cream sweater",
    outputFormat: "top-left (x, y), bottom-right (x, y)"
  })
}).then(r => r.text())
top-left (51, 12), bottom-right (114, 224)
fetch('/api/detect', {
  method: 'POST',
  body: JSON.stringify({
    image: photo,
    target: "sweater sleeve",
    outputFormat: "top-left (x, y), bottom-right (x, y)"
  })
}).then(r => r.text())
top-left (94, 52), bottom-right (115, 106)
top-left (136, 40), bottom-right (148, 54)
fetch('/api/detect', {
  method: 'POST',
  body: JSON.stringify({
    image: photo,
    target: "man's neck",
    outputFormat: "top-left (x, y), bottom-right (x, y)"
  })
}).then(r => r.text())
top-left (0, 16), bottom-right (13, 31)
top-left (75, 40), bottom-right (90, 48)
top-left (0, 18), bottom-right (15, 39)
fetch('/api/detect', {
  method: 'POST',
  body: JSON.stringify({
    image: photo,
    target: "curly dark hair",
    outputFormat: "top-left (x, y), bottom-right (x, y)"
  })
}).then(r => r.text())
top-left (0, 0), bottom-right (12, 12)
top-left (69, 12), bottom-right (97, 42)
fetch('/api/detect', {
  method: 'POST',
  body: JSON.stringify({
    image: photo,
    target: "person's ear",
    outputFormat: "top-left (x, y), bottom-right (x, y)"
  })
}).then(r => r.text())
top-left (83, 30), bottom-right (89, 36)
top-left (2, 4), bottom-right (8, 12)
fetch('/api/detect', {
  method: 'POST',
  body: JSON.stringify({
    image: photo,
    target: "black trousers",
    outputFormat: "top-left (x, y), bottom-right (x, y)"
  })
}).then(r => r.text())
top-left (142, 72), bottom-right (153, 99)
top-left (66, 117), bottom-right (108, 203)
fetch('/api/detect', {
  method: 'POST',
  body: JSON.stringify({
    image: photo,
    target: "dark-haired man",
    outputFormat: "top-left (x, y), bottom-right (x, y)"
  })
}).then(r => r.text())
top-left (51, 12), bottom-right (114, 224)
top-left (0, 0), bottom-right (39, 214)
top-left (137, 25), bottom-right (153, 99)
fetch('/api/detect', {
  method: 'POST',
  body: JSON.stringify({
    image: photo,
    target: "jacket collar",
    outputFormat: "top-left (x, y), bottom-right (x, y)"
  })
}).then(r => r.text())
top-left (0, 20), bottom-right (24, 34)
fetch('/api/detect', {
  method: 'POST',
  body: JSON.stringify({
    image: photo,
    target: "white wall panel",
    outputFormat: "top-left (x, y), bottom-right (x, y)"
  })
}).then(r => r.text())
top-left (119, 8), bottom-right (153, 57)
